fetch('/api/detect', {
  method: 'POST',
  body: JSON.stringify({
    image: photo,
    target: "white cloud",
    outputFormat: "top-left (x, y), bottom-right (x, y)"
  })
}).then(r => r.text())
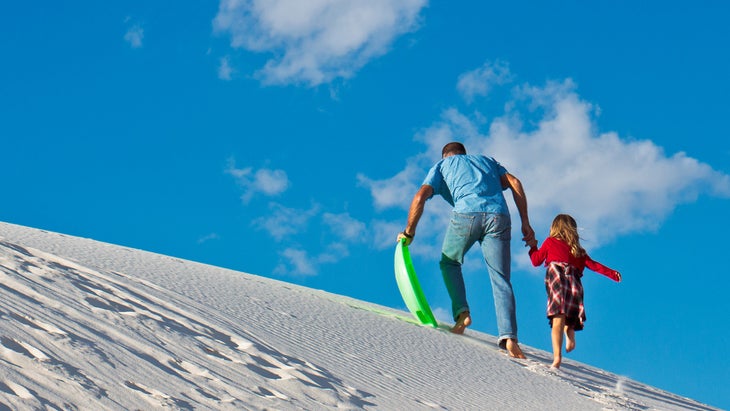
top-left (254, 207), bottom-right (369, 275)
top-left (274, 248), bottom-right (317, 276)
top-left (218, 56), bottom-right (234, 80)
top-left (370, 219), bottom-right (402, 248)
top-left (213, 0), bottom-right (427, 86)
top-left (456, 60), bottom-right (513, 103)
top-left (228, 159), bottom-right (372, 275)
top-left (476, 79), bottom-right (730, 245)
top-left (361, 71), bottom-right (730, 254)
top-left (124, 25), bottom-right (144, 48)
top-left (316, 242), bottom-right (350, 264)
top-left (322, 212), bottom-right (366, 242)
top-left (252, 203), bottom-right (320, 241)
top-left (357, 164), bottom-right (424, 211)
top-left (273, 242), bottom-right (352, 276)
top-left (226, 159), bottom-right (290, 203)
top-left (430, 306), bottom-right (453, 324)
top-left (197, 233), bottom-right (220, 244)
top-left (255, 169), bottom-right (290, 195)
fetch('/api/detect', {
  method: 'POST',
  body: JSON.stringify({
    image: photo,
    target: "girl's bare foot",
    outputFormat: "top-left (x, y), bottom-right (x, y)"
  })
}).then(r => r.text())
top-left (550, 315), bottom-right (565, 366)
top-left (564, 327), bottom-right (576, 352)
top-left (450, 311), bottom-right (472, 334)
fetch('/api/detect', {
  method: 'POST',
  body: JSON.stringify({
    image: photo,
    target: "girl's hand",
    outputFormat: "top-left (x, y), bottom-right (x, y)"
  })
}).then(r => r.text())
top-left (614, 271), bottom-right (622, 282)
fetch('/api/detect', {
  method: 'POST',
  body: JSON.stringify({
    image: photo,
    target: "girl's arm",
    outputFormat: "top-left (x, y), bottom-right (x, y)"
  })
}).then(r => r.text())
top-left (585, 256), bottom-right (621, 282)
top-left (528, 240), bottom-right (547, 267)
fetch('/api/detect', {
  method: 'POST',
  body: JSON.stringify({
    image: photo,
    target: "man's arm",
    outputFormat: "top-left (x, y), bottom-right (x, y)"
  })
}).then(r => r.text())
top-left (397, 185), bottom-right (433, 245)
top-left (500, 173), bottom-right (536, 246)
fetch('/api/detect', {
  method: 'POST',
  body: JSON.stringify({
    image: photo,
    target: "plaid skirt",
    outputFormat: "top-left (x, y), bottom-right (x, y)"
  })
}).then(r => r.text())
top-left (545, 262), bottom-right (586, 331)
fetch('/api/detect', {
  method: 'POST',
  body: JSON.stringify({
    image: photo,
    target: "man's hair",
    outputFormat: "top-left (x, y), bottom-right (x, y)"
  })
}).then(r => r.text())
top-left (442, 142), bottom-right (467, 157)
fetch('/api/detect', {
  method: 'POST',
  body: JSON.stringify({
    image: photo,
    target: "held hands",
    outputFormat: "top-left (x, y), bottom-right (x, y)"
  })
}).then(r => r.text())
top-left (521, 223), bottom-right (536, 248)
top-left (613, 271), bottom-right (622, 282)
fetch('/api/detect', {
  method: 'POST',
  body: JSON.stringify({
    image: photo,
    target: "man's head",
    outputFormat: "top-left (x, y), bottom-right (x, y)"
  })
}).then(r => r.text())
top-left (442, 142), bottom-right (467, 158)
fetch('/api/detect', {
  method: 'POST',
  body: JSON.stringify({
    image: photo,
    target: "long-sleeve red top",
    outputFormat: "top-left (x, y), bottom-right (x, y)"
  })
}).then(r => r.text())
top-left (529, 237), bottom-right (621, 282)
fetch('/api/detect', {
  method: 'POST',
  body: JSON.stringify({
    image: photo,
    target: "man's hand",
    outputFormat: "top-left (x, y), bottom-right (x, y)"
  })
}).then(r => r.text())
top-left (397, 231), bottom-right (414, 246)
top-left (521, 223), bottom-right (535, 247)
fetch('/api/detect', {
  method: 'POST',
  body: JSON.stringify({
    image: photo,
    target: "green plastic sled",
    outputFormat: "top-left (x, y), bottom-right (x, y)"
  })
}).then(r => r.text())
top-left (394, 238), bottom-right (438, 327)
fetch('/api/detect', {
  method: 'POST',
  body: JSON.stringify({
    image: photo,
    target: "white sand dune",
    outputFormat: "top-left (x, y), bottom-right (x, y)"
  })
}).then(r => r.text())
top-left (0, 221), bottom-right (718, 410)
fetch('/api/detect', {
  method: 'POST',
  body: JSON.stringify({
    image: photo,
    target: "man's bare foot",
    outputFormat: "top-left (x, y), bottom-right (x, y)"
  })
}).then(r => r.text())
top-left (505, 338), bottom-right (527, 359)
top-left (551, 356), bottom-right (562, 369)
top-left (564, 327), bottom-right (576, 352)
top-left (450, 311), bottom-right (472, 334)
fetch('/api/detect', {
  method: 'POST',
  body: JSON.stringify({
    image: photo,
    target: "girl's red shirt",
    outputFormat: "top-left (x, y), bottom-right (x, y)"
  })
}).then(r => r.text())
top-left (529, 237), bottom-right (620, 282)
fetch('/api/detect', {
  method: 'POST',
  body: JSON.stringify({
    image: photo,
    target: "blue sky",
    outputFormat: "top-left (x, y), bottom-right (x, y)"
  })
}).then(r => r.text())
top-left (2, 1), bottom-right (729, 408)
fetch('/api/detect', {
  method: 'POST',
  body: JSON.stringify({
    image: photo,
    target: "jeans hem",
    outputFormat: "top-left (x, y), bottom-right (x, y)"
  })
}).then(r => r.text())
top-left (497, 335), bottom-right (518, 349)
top-left (453, 307), bottom-right (470, 322)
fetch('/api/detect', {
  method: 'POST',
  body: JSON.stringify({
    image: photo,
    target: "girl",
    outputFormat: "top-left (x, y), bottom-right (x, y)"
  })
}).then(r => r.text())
top-left (529, 214), bottom-right (621, 369)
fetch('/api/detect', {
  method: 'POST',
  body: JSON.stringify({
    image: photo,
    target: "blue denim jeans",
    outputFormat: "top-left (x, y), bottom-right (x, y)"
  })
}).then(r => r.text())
top-left (440, 212), bottom-right (517, 342)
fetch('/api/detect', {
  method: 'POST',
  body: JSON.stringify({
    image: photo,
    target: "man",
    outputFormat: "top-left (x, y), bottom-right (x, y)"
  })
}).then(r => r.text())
top-left (397, 142), bottom-right (535, 358)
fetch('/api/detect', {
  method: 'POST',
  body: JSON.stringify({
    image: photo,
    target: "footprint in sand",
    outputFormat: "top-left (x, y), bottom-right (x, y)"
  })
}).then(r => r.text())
top-left (1, 380), bottom-right (35, 400)
top-left (124, 380), bottom-right (193, 410)
top-left (8, 312), bottom-right (67, 337)
top-left (1, 336), bottom-right (50, 362)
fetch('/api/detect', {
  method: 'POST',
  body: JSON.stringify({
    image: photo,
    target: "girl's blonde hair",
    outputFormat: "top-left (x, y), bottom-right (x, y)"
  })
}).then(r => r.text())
top-left (549, 214), bottom-right (586, 258)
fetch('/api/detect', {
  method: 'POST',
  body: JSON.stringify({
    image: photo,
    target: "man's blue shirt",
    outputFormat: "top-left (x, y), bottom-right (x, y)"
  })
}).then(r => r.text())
top-left (422, 154), bottom-right (509, 214)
